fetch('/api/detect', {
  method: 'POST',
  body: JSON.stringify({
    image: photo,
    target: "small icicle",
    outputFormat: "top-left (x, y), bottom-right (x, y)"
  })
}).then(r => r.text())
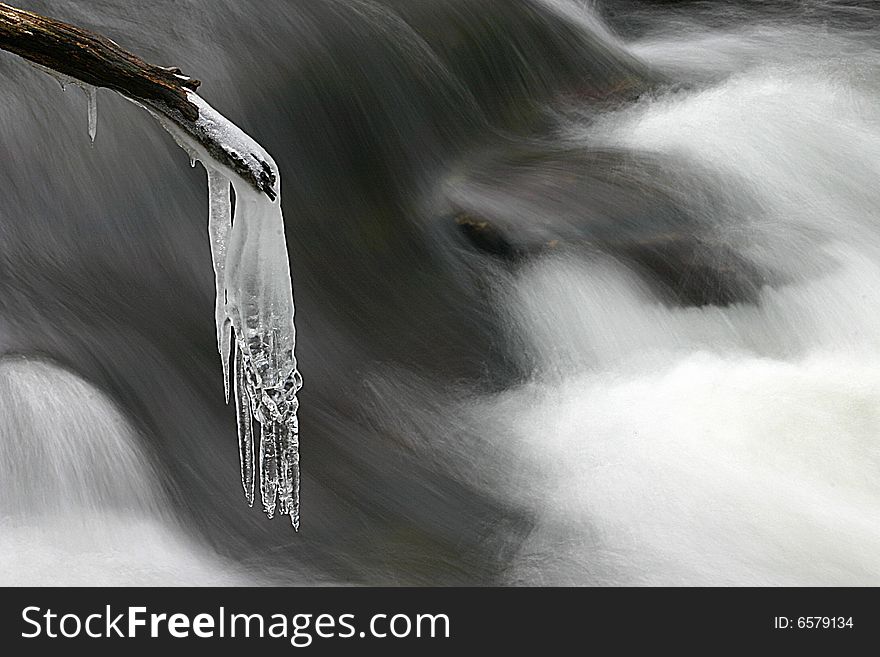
top-left (234, 343), bottom-right (255, 506)
top-left (260, 421), bottom-right (279, 518)
top-left (206, 168), bottom-right (233, 400)
top-left (190, 158), bottom-right (197, 168)
top-left (220, 320), bottom-right (232, 404)
top-left (277, 418), bottom-right (300, 531)
top-left (86, 86), bottom-right (98, 143)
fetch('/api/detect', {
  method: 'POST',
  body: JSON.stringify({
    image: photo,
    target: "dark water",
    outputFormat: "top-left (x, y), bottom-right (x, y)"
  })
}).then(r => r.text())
top-left (2, 0), bottom-right (879, 585)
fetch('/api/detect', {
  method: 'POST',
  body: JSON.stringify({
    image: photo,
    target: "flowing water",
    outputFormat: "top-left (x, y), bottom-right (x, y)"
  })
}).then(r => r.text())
top-left (1, 0), bottom-right (879, 585)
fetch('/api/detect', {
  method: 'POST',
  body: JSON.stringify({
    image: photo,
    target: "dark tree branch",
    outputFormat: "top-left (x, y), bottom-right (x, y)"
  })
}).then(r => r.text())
top-left (0, 2), bottom-right (276, 199)
top-left (0, 2), bottom-right (201, 118)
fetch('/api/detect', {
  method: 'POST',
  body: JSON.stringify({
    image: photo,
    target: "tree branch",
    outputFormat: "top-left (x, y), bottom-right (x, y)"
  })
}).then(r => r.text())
top-left (0, 2), bottom-right (276, 199)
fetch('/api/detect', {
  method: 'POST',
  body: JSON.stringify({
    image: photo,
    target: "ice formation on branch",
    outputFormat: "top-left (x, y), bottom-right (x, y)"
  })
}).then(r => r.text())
top-left (6, 3), bottom-right (301, 528)
top-left (146, 92), bottom-right (303, 529)
top-left (85, 85), bottom-right (97, 142)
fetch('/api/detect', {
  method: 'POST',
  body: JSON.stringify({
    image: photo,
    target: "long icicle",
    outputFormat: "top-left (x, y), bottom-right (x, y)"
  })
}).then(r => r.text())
top-left (277, 418), bottom-right (300, 530)
top-left (234, 342), bottom-right (255, 506)
top-left (206, 167), bottom-right (233, 402)
top-left (260, 420), bottom-right (279, 518)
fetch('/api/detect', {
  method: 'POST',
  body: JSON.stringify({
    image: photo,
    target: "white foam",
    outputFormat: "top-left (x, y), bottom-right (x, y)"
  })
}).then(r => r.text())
top-left (483, 26), bottom-right (880, 584)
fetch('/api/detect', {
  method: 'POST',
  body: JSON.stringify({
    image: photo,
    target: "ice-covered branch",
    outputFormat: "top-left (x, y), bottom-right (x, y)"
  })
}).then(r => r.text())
top-left (0, 2), bottom-right (275, 199)
top-left (0, 3), bottom-right (302, 528)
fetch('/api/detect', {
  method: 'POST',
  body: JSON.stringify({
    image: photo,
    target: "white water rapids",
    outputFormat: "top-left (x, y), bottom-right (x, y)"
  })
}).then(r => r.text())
top-left (480, 20), bottom-right (880, 585)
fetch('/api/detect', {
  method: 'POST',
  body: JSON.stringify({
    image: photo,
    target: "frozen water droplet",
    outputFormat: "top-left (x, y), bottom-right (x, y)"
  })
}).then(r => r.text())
top-left (86, 86), bottom-right (98, 143)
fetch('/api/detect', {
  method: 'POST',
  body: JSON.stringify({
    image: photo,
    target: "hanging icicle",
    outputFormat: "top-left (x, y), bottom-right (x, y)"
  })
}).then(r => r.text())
top-left (85, 85), bottom-right (97, 142)
top-left (189, 95), bottom-right (302, 530)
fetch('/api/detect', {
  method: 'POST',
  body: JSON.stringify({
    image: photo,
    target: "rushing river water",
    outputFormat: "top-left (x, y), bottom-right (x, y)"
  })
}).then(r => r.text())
top-left (1, 0), bottom-right (879, 585)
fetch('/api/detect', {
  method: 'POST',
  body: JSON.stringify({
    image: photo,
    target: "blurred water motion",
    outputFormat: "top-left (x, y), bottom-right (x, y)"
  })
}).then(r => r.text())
top-left (1, 0), bottom-right (879, 585)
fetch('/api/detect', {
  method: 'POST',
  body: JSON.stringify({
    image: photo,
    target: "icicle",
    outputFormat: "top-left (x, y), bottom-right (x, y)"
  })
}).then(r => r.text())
top-left (206, 167), bottom-right (233, 401)
top-left (234, 343), bottom-right (255, 506)
top-left (259, 421), bottom-right (279, 518)
top-left (151, 90), bottom-right (303, 528)
top-left (224, 159), bottom-right (302, 529)
top-left (190, 158), bottom-right (197, 168)
top-left (86, 86), bottom-right (97, 143)
top-left (221, 327), bottom-right (232, 404)
top-left (277, 417), bottom-right (300, 530)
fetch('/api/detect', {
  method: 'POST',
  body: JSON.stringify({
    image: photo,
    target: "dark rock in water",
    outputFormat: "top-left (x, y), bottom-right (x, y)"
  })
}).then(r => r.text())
top-left (455, 212), bottom-right (522, 261)
top-left (444, 146), bottom-right (773, 307)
